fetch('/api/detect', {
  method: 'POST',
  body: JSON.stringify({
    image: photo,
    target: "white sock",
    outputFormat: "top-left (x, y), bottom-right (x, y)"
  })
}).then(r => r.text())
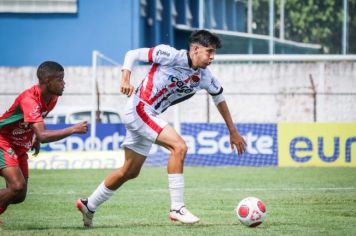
top-left (87, 182), bottom-right (115, 211)
top-left (168, 174), bottom-right (185, 210)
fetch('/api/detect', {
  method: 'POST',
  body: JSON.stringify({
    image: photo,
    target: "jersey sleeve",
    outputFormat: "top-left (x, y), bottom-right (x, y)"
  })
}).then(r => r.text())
top-left (122, 48), bottom-right (150, 71)
top-left (122, 45), bottom-right (178, 71)
top-left (20, 97), bottom-right (44, 123)
top-left (148, 44), bottom-right (178, 65)
top-left (201, 69), bottom-right (224, 96)
top-left (201, 69), bottom-right (225, 105)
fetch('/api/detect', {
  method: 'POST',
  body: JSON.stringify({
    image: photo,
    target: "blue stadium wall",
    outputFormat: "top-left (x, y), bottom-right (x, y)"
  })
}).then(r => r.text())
top-left (0, 0), bottom-right (320, 66)
top-left (0, 0), bottom-right (249, 66)
top-left (0, 0), bottom-right (140, 66)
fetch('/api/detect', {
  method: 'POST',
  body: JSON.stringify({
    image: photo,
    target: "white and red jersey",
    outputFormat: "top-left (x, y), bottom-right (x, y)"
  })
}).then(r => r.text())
top-left (124, 44), bottom-right (224, 114)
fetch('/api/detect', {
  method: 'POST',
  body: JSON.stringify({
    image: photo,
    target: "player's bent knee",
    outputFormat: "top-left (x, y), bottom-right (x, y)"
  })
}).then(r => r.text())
top-left (121, 168), bottom-right (141, 180)
top-left (9, 182), bottom-right (26, 193)
top-left (8, 182), bottom-right (27, 203)
top-left (12, 191), bottom-right (27, 204)
top-left (124, 170), bottom-right (140, 180)
top-left (172, 142), bottom-right (188, 157)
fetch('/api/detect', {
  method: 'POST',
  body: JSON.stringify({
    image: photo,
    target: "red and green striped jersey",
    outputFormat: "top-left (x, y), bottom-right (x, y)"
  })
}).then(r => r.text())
top-left (0, 85), bottom-right (58, 152)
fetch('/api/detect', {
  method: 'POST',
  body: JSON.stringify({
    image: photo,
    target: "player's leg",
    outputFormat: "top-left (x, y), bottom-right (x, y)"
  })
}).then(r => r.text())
top-left (12, 154), bottom-right (29, 204)
top-left (104, 148), bottom-right (146, 190)
top-left (77, 99), bottom-right (156, 227)
top-left (156, 124), bottom-right (187, 173)
top-left (0, 148), bottom-right (28, 215)
top-left (87, 147), bottom-right (146, 210)
top-left (77, 147), bottom-right (146, 227)
top-left (0, 167), bottom-right (27, 214)
top-left (155, 124), bottom-right (199, 224)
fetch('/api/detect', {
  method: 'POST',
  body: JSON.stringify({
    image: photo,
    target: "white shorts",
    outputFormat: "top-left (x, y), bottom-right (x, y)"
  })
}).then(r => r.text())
top-left (121, 96), bottom-right (168, 156)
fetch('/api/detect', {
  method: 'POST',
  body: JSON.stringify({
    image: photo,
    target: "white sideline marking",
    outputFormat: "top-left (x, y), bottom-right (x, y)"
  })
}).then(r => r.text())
top-left (27, 187), bottom-right (356, 195)
top-left (213, 187), bottom-right (356, 192)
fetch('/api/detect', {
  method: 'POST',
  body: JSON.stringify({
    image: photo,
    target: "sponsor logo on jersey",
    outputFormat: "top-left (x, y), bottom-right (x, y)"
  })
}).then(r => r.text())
top-left (156, 49), bottom-right (170, 57)
top-left (13, 141), bottom-right (32, 149)
top-left (12, 128), bottom-right (26, 136)
top-left (168, 75), bottom-right (194, 94)
top-left (155, 90), bottom-right (174, 110)
top-left (12, 136), bottom-right (26, 141)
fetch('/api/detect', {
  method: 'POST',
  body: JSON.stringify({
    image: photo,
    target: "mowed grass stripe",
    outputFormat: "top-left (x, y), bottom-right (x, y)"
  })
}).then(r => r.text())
top-left (1, 167), bottom-right (356, 236)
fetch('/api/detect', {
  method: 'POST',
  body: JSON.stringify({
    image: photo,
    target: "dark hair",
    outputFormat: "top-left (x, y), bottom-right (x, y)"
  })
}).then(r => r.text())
top-left (188, 30), bottom-right (222, 48)
top-left (37, 61), bottom-right (64, 83)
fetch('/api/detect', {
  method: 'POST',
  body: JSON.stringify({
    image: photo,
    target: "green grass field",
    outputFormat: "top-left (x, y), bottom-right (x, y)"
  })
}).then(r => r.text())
top-left (1, 167), bottom-right (356, 236)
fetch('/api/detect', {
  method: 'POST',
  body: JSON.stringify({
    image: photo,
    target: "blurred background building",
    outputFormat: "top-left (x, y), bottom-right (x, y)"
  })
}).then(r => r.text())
top-left (3, 0), bottom-right (349, 66)
top-left (0, 0), bottom-right (355, 166)
top-left (0, 0), bottom-right (355, 124)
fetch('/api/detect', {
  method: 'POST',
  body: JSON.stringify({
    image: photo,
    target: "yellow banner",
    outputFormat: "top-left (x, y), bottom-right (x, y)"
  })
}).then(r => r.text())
top-left (278, 123), bottom-right (356, 167)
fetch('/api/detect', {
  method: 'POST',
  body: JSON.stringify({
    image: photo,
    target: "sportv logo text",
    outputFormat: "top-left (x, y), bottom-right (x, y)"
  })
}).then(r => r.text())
top-left (48, 131), bottom-right (274, 155)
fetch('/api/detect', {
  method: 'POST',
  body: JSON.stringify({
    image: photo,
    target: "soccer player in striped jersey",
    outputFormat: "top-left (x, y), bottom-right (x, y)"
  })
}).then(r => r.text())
top-left (0, 61), bottom-right (88, 219)
top-left (77, 30), bottom-right (246, 226)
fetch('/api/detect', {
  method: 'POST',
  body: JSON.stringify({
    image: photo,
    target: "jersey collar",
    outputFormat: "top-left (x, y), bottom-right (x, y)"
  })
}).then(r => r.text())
top-left (187, 52), bottom-right (199, 72)
top-left (187, 52), bottom-right (193, 68)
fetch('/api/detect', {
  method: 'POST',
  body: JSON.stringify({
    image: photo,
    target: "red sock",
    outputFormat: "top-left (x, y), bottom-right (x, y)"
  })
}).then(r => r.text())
top-left (0, 207), bottom-right (6, 215)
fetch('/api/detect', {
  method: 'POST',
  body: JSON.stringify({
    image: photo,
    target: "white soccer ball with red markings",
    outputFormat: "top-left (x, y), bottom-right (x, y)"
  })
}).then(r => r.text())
top-left (235, 197), bottom-right (267, 227)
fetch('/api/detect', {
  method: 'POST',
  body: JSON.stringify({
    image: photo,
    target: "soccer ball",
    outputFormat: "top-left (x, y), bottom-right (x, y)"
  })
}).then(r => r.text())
top-left (235, 197), bottom-right (267, 227)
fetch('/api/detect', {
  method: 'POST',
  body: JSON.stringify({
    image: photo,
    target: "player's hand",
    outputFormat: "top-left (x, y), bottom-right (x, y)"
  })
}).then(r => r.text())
top-left (120, 80), bottom-right (135, 97)
top-left (31, 136), bottom-right (40, 157)
top-left (72, 121), bottom-right (88, 134)
top-left (120, 70), bottom-right (134, 97)
top-left (230, 132), bottom-right (246, 155)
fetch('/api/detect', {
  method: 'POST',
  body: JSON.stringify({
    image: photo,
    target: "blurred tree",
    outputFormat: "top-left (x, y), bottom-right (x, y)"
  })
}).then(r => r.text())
top-left (252, 0), bottom-right (356, 53)
top-left (252, 0), bottom-right (269, 35)
top-left (349, 0), bottom-right (356, 53)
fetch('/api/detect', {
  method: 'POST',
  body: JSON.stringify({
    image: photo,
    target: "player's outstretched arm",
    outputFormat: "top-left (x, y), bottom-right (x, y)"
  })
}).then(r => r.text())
top-left (120, 48), bottom-right (150, 97)
top-left (31, 121), bottom-right (88, 143)
top-left (216, 101), bottom-right (246, 155)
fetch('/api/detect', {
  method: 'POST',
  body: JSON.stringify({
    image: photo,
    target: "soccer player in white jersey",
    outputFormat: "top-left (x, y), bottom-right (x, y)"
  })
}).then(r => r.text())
top-left (76, 30), bottom-right (246, 226)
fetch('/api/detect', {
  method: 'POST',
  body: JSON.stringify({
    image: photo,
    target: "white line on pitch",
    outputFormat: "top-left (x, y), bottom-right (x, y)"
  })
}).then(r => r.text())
top-left (27, 187), bottom-right (356, 195)
top-left (208, 187), bottom-right (356, 192)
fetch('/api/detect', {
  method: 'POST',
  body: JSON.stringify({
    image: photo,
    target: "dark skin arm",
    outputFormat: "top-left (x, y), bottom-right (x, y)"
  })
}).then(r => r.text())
top-left (31, 121), bottom-right (88, 144)
top-left (30, 136), bottom-right (40, 157)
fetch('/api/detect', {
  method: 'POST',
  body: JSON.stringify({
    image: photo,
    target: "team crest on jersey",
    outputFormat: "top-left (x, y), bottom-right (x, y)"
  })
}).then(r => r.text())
top-left (189, 75), bottom-right (200, 88)
top-left (19, 122), bottom-right (29, 129)
top-left (7, 148), bottom-right (14, 155)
